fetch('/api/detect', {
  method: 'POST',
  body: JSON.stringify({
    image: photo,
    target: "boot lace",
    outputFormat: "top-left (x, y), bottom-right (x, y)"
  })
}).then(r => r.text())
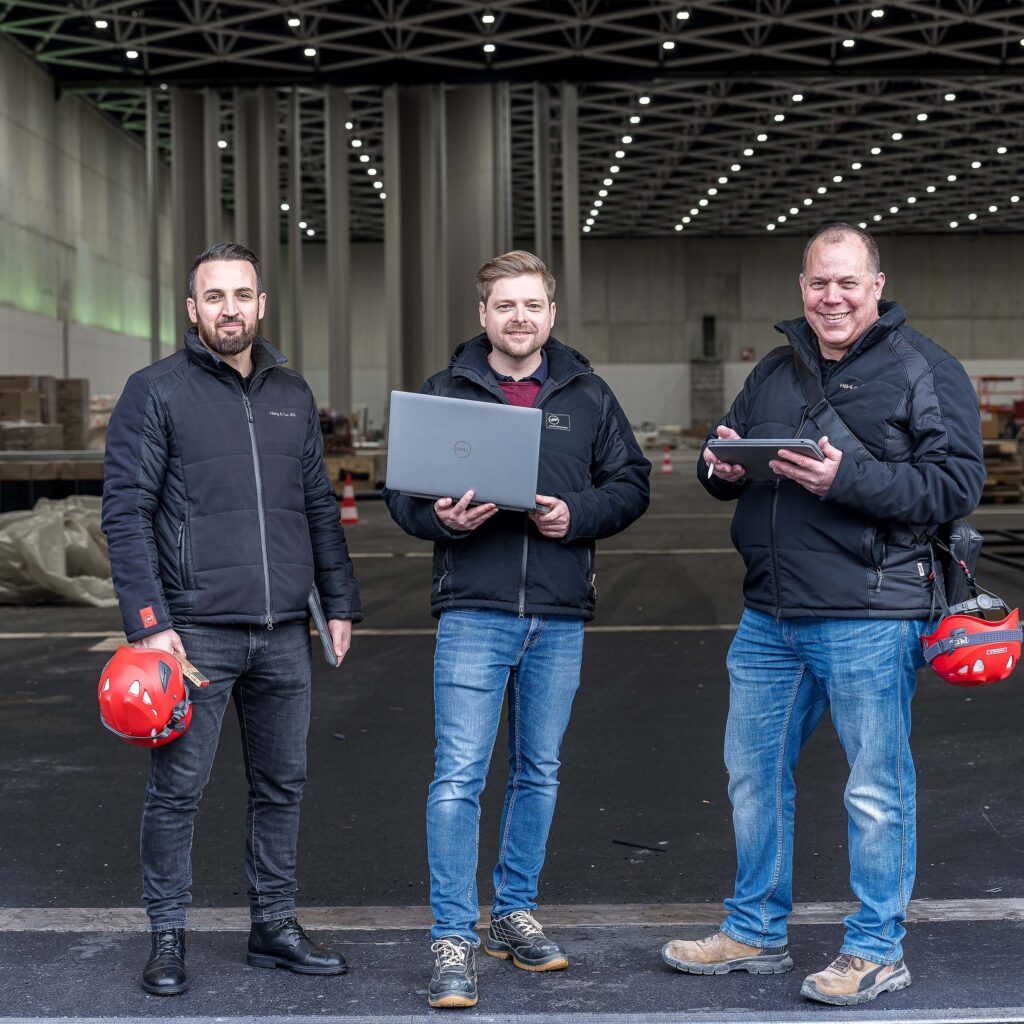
top-left (506, 910), bottom-right (544, 938)
top-left (828, 953), bottom-right (855, 974)
top-left (152, 929), bottom-right (184, 956)
top-left (431, 938), bottom-right (469, 972)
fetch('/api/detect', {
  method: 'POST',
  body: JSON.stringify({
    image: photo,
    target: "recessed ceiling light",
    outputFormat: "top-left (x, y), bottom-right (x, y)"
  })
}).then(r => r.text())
top-left (126, 49), bottom-right (139, 59)
top-left (889, 206), bottom-right (898, 214)
top-left (638, 95), bottom-right (651, 105)
top-left (306, 228), bottom-right (315, 236)
top-left (690, 208), bottom-right (699, 215)
top-left (756, 133), bottom-right (768, 142)
top-left (907, 196), bottom-right (917, 203)
top-left (926, 185), bottom-right (936, 193)
top-left (583, 225), bottom-right (591, 233)
top-left (621, 135), bottom-right (632, 144)
top-left (674, 224), bottom-right (683, 232)
top-left (767, 223), bottom-right (776, 231)
top-left (971, 160), bottom-right (982, 169)
top-left (594, 199), bottom-right (603, 207)
top-left (871, 146), bottom-right (882, 155)
top-left (968, 212), bottom-right (977, 220)
top-left (351, 139), bottom-right (362, 148)
top-left (603, 178), bottom-right (613, 186)
top-left (367, 168), bottom-right (377, 176)
top-left (774, 114), bottom-right (785, 122)
top-left (359, 154), bottom-right (369, 162)
top-left (683, 216), bottom-right (691, 223)
top-left (707, 188), bottom-right (717, 196)
top-left (629, 115), bottom-right (641, 124)
top-left (373, 181), bottom-right (383, 189)
top-left (873, 214), bottom-right (883, 221)
top-left (481, 12), bottom-right (495, 23)
top-left (483, 43), bottom-right (496, 53)
top-left (858, 221), bottom-right (868, 228)
top-left (304, 47), bottom-right (317, 57)
top-left (1012, 195), bottom-right (1021, 203)
top-left (299, 220), bottom-right (307, 228)
top-left (698, 198), bottom-right (708, 206)
top-left (891, 132), bottom-right (903, 141)
top-left (589, 208), bottom-right (598, 217)
top-left (871, 7), bottom-right (884, 16)
top-left (833, 175), bottom-right (843, 183)
top-left (160, 82), bottom-right (168, 90)
top-left (217, 139), bottom-right (228, 149)
top-left (345, 121), bottom-right (354, 130)
top-left (917, 113), bottom-right (928, 121)
top-left (586, 218), bottom-right (595, 225)
top-left (609, 165), bottom-right (620, 173)
top-left (778, 215), bottom-right (787, 222)
top-left (280, 202), bottom-right (290, 211)
top-left (804, 198), bottom-right (813, 205)
top-left (662, 40), bottom-right (676, 50)
top-left (997, 146), bottom-right (1008, 154)
top-left (598, 189), bottom-right (608, 197)
top-left (945, 93), bottom-right (956, 102)
top-left (380, 193), bottom-right (386, 199)
top-left (789, 207), bottom-right (798, 215)
top-left (851, 162), bottom-right (862, 170)
top-left (94, 19), bottom-right (108, 28)
top-left (792, 93), bottom-right (804, 102)
top-left (718, 176), bottom-right (728, 184)
top-left (989, 205), bottom-right (998, 213)
top-left (743, 148), bottom-right (754, 156)
top-left (676, 10), bottom-right (690, 19)
top-left (731, 164), bottom-right (741, 172)
top-left (615, 150), bottom-right (625, 158)
top-left (817, 186), bottom-right (827, 194)
top-left (950, 220), bottom-right (959, 228)
top-left (287, 16), bottom-right (301, 27)
top-left (842, 38), bottom-right (855, 47)
top-left (947, 173), bottom-right (957, 181)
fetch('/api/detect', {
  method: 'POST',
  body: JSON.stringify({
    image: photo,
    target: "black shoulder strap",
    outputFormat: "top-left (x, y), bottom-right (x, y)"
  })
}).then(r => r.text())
top-left (791, 348), bottom-right (876, 464)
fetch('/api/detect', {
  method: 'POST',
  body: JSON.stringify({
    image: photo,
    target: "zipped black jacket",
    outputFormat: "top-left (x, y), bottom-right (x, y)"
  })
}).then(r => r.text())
top-left (383, 335), bottom-right (651, 619)
top-left (699, 301), bottom-right (985, 619)
top-left (102, 329), bottom-right (362, 642)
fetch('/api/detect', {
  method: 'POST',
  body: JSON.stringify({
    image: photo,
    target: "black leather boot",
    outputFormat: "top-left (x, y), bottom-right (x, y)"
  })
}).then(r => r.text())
top-left (247, 917), bottom-right (347, 975)
top-left (141, 928), bottom-right (188, 995)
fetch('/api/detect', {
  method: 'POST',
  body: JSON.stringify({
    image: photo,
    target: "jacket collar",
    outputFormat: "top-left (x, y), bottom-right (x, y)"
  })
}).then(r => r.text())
top-left (183, 327), bottom-right (287, 378)
top-left (448, 333), bottom-right (591, 392)
top-left (774, 300), bottom-right (906, 367)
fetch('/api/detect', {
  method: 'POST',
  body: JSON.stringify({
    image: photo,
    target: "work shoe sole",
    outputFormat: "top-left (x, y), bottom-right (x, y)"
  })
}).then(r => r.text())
top-left (427, 990), bottom-right (479, 1009)
top-left (484, 940), bottom-right (569, 972)
top-left (246, 952), bottom-right (347, 975)
top-left (661, 944), bottom-right (793, 975)
top-left (800, 962), bottom-right (911, 1005)
top-left (140, 978), bottom-right (188, 996)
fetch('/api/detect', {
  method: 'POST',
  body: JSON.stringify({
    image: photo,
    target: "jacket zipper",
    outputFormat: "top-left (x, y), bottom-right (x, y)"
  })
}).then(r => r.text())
top-left (241, 390), bottom-right (274, 630)
top-left (177, 521), bottom-right (190, 589)
top-left (518, 517), bottom-right (529, 617)
top-left (438, 548), bottom-right (451, 594)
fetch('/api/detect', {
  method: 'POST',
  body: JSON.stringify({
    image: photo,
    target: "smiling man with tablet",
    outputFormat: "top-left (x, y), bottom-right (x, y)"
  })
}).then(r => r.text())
top-left (662, 224), bottom-right (984, 1007)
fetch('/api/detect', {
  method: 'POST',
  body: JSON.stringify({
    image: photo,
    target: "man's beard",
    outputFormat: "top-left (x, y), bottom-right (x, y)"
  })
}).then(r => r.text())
top-left (197, 316), bottom-right (258, 356)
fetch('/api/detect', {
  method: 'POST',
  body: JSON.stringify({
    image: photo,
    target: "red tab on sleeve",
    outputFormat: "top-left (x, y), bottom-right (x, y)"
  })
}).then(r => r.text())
top-left (140, 606), bottom-right (157, 628)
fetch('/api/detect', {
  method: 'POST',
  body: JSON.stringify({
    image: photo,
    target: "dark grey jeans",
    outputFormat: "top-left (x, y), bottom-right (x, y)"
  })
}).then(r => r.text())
top-left (139, 621), bottom-right (312, 930)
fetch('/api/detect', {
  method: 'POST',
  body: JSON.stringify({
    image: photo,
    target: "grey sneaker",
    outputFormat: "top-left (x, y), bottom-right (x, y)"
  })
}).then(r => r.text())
top-left (485, 910), bottom-right (568, 971)
top-left (801, 953), bottom-right (911, 1005)
top-left (662, 931), bottom-right (793, 975)
top-left (427, 937), bottom-right (478, 1009)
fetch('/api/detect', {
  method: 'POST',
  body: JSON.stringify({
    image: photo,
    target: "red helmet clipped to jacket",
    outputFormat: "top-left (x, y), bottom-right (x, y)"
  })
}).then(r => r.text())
top-left (98, 646), bottom-right (201, 747)
top-left (921, 594), bottom-right (1022, 687)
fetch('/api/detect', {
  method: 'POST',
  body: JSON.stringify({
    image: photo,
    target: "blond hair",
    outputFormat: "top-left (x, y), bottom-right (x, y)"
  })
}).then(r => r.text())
top-left (476, 250), bottom-right (556, 304)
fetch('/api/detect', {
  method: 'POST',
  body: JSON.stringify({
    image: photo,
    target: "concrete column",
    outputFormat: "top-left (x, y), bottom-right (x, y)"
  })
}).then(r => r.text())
top-left (256, 89), bottom-right (281, 343)
top-left (233, 88), bottom-right (259, 247)
top-left (445, 83), bottom-right (512, 344)
top-left (325, 87), bottom-right (351, 418)
top-left (171, 88), bottom-right (206, 344)
top-left (146, 88), bottom-right (161, 363)
top-left (287, 88), bottom-right (303, 372)
top-left (559, 83), bottom-right (582, 347)
top-left (384, 85), bottom-right (447, 393)
top-left (533, 83), bottom-right (553, 266)
top-left (203, 89), bottom-right (222, 244)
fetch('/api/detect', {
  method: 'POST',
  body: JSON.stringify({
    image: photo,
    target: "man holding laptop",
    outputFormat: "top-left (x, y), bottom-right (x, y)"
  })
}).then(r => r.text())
top-left (384, 250), bottom-right (650, 1009)
top-left (662, 224), bottom-right (983, 1005)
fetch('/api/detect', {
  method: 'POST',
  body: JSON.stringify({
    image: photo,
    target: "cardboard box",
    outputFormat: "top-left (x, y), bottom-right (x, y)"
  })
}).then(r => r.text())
top-left (0, 375), bottom-right (57, 421)
top-left (0, 422), bottom-right (64, 450)
top-left (57, 378), bottom-right (90, 450)
top-left (980, 409), bottom-right (1014, 439)
top-left (0, 389), bottom-right (41, 422)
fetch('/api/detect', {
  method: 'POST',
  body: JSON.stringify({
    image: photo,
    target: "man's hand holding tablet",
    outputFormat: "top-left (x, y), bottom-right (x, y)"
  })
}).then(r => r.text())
top-left (435, 490), bottom-right (498, 531)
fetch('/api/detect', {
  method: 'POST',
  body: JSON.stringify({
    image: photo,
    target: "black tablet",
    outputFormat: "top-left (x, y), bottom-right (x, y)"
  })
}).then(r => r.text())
top-left (705, 438), bottom-right (824, 480)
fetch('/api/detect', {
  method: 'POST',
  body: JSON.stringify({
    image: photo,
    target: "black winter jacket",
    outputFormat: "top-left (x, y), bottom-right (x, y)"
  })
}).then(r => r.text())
top-left (700, 301), bottom-right (985, 619)
top-left (384, 335), bottom-right (650, 619)
top-left (102, 329), bottom-right (362, 642)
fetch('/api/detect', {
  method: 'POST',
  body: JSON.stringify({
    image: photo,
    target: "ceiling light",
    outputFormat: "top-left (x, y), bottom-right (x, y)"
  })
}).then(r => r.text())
top-left (789, 207), bottom-right (798, 215)
top-left (159, 83), bottom-right (168, 90)
top-left (583, 225), bottom-right (592, 233)
top-left (698, 198), bottom-right (708, 206)
top-left (94, 19), bottom-right (108, 29)
top-left (676, 10), bottom-right (690, 19)
top-left (997, 146), bottom-right (1008, 154)
top-left (351, 139), bottom-right (362, 148)
top-left (638, 95), bottom-right (651, 105)
top-left (682, 216), bottom-right (691, 223)
top-left (947, 173), bottom-right (957, 181)
top-left (380, 193), bottom-right (386, 199)
top-left (778, 215), bottom-right (787, 222)
top-left (756, 133), bottom-right (768, 142)
top-left (971, 160), bottom-right (982, 169)
top-left (842, 38), bottom-right (855, 48)
top-left (359, 154), bottom-right (369, 162)
top-left (621, 135), bottom-right (633, 144)
top-left (968, 212), bottom-right (977, 220)
top-left (690, 208), bottom-right (698, 215)
top-left (917, 113), bottom-right (928, 121)
top-left (481, 12), bottom-right (496, 23)
top-left (374, 181), bottom-right (383, 189)
top-left (615, 150), bottom-right (625, 158)
top-left (287, 16), bottom-right (301, 27)
top-left (792, 93), bottom-right (804, 102)
top-left (126, 49), bottom-right (138, 59)
top-left (774, 114), bottom-right (785, 122)
top-left (817, 186), bottom-right (827, 194)
top-left (730, 164), bottom-right (741, 172)
top-left (945, 93), bottom-right (956, 102)
top-left (871, 146), bottom-right (881, 155)
top-left (873, 214), bottom-right (883, 221)
top-left (707, 188), bottom-right (717, 196)
top-left (598, 189), bottom-right (608, 197)
top-left (345, 121), bottom-right (354, 130)
top-left (306, 228), bottom-right (315, 236)
top-left (662, 40), bottom-right (676, 50)
top-left (743, 148), bottom-right (754, 156)
top-left (858, 221), bottom-right (867, 228)
top-left (609, 165), bottom-right (620, 173)
top-left (1012, 195), bottom-right (1021, 203)
top-left (594, 199), bottom-right (603, 207)
top-left (589, 208), bottom-right (598, 217)
top-left (989, 205), bottom-right (998, 213)
top-left (304, 47), bottom-right (317, 57)
top-left (367, 168), bottom-right (377, 176)
top-left (833, 175), bottom-right (843, 183)
top-left (891, 132), bottom-right (903, 141)
top-left (586, 218), bottom-right (595, 225)
top-left (280, 202), bottom-right (290, 211)
top-left (804, 198), bottom-right (813, 205)
top-left (926, 185), bottom-right (936, 192)
top-left (718, 176), bottom-right (728, 184)
top-left (298, 220), bottom-right (307, 228)
top-left (889, 206), bottom-right (898, 214)
top-left (767, 223), bottom-right (776, 231)
top-left (603, 178), bottom-right (613, 186)
top-left (629, 116), bottom-right (641, 124)
top-left (950, 220), bottom-right (959, 228)
top-left (871, 7), bottom-right (884, 16)
top-left (907, 196), bottom-right (917, 203)
top-left (674, 224), bottom-right (683, 232)
top-left (483, 43), bottom-right (496, 53)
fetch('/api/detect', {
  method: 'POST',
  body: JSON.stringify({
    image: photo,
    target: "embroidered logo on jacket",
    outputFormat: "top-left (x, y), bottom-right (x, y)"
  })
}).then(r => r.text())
top-left (139, 606), bottom-right (157, 628)
top-left (546, 413), bottom-right (571, 431)
top-left (268, 410), bottom-right (298, 417)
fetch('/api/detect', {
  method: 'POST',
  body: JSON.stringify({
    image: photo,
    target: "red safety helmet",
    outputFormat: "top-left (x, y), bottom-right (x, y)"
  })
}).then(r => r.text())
top-left (98, 646), bottom-right (206, 747)
top-left (921, 593), bottom-right (1022, 687)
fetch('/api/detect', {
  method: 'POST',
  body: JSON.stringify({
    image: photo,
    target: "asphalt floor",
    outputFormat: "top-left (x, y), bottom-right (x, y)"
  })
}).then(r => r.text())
top-left (1, 453), bottom-right (1023, 1023)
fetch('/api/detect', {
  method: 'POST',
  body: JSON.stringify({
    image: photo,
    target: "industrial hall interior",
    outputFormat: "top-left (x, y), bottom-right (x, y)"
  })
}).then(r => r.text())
top-left (2, 1), bottom-right (1024, 1022)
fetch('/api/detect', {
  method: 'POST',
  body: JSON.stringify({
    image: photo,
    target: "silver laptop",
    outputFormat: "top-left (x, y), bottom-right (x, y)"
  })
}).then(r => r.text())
top-left (385, 391), bottom-right (542, 512)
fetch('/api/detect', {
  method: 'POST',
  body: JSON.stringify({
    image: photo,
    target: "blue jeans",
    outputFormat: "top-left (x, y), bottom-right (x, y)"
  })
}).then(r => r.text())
top-left (139, 621), bottom-right (312, 930)
top-left (427, 610), bottom-right (584, 944)
top-left (721, 609), bottom-right (926, 965)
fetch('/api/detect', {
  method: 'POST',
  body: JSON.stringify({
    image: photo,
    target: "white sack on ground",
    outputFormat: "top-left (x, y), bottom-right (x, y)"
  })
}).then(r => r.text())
top-left (0, 496), bottom-right (116, 606)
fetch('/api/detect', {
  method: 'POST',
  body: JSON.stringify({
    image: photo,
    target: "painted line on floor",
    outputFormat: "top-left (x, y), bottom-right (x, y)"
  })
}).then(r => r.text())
top-left (2, 897), bottom-right (1020, 933)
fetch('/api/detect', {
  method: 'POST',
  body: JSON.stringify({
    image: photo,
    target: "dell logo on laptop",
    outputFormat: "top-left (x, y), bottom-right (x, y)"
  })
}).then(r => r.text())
top-left (454, 441), bottom-right (472, 458)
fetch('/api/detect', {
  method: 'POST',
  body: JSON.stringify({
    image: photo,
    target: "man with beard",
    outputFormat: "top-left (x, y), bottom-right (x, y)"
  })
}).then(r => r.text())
top-left (102, 243), bottom-right (362, 995)
top-left (384, 250), bottom-right (650, 1009)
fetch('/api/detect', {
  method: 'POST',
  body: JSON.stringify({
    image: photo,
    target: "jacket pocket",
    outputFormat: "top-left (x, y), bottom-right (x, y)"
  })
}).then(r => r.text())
top-left (435, 546), bottom-right (453, 595)
top-left (177, 521), bottom-right (195, 590)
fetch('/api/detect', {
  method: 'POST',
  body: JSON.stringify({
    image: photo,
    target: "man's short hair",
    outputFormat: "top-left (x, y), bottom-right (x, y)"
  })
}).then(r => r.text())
top-left (476, 250), bottom-right (556, 304)
top-left (188, 242), bottom-right (264, 299)
top-left (801, 223), bottom-right (881, 278)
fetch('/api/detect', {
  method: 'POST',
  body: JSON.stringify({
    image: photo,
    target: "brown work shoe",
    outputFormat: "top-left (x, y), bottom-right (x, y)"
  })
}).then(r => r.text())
top-left (661, 931), bottom-right (793, 975)
top-left (801, 953), bottom-right (911, 1005)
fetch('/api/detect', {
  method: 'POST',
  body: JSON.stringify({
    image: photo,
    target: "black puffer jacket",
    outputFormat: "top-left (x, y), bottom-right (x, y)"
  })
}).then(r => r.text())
top-left (102, 329), bottom-right (362, 642)
top-left (700, 301), bottom-right (985, 619)
top-left (384, 335), bottom-right (650, 619)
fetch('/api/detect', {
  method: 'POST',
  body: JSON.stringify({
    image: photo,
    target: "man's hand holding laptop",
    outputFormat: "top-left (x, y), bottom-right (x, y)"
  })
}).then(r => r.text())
top-left (435, 490), bottom-right (570, 538)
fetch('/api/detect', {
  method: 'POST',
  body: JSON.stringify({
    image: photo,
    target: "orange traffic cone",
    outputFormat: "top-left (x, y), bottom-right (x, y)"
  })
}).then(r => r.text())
top-left (661, 447), bottom-right (673, 474)
top-left (340, 473), bottom-right (360, 525)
